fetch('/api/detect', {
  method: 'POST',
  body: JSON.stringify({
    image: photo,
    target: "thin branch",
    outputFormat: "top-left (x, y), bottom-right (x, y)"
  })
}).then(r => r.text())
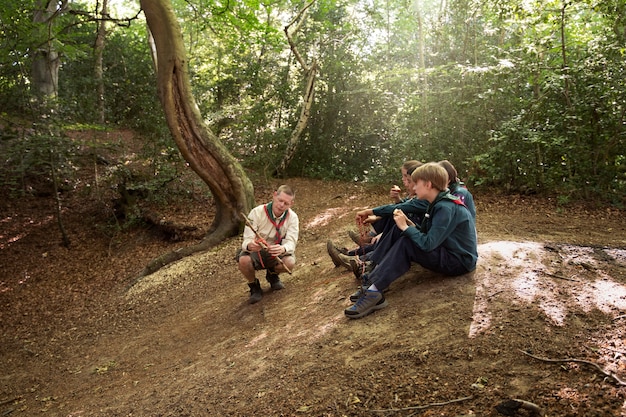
top-left (283, 0), bottom-right (315, 70)
top-left (519, 349), bottom-right (626, 386)
top-left (368, 395), bottom-right (473, 413)
top-left (541, 270), bottom-right (580, 282)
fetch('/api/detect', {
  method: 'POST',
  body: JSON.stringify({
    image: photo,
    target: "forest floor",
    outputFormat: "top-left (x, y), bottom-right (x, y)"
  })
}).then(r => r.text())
top-left (2, 129), bottom-right (626, 417)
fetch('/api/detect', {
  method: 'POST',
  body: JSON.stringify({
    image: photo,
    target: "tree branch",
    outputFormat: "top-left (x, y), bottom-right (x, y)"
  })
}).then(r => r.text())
top-left (520, 349), bottom-right (626, 386)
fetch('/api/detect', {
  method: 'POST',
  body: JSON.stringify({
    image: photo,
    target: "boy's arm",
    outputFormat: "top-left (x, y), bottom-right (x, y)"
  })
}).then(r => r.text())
top-left (401, 205), bottom-right (456, 251)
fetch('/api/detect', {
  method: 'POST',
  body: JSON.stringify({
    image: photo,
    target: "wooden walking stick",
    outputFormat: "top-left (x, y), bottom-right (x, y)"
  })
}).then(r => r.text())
top-left (239, 212), bottom-right (292, 274)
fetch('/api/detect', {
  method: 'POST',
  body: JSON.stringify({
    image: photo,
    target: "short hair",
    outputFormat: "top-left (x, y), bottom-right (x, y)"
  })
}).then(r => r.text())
top-left (403, 160), bottom-right (423, 176)
top-left (411, 162), bottom-right (449, 191)
top-left (276, 184), bottom-right (295, 197)
top-left (438, 160), bottom-right (458, 185)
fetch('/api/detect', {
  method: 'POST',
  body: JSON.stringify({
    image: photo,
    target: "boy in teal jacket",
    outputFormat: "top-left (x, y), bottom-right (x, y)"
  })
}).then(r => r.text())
top-left (345, 162), bottom-right (478, 319)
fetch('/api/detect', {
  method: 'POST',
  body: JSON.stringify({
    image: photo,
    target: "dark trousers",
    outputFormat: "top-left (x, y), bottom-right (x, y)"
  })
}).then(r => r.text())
top-left (367, 235), bottom-right (469, 291)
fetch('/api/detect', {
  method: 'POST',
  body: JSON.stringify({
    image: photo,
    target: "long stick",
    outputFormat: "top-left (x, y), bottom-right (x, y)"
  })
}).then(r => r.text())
top-left (239, 212), bottom-right (292, 274)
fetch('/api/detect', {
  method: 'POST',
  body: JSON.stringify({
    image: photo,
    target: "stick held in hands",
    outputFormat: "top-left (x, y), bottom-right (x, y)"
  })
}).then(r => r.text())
top-left (239, 212), bottom-right (292, 274)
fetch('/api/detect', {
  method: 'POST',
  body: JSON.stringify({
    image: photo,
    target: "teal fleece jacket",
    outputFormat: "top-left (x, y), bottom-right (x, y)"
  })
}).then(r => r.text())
top-left (401, 192), bottom-right (478, 272)
top-left (371, 197), bottom-right (429, 218)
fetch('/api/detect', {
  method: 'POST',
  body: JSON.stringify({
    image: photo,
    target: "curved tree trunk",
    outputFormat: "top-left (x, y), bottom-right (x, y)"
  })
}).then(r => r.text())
top-left (136, 0), bottom-right (255, 279)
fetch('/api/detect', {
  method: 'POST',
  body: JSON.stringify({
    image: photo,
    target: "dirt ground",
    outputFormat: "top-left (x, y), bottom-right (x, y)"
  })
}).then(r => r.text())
top-left (2, 131), bottom-right (626, 417)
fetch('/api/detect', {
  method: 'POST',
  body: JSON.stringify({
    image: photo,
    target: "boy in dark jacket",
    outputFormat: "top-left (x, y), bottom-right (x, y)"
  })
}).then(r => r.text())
top-left (344, 162), bottom-right (478, 319)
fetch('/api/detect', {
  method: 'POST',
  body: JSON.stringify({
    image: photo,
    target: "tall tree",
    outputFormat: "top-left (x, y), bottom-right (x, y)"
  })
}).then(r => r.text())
top-left (94, 0), bottom-right (109, 123)
top-left (137, 0), bottom-right (255, 278)
top-left (273, 0), bottom-right (318, 178)
top-left (31, 0), bottom-right (63, 101)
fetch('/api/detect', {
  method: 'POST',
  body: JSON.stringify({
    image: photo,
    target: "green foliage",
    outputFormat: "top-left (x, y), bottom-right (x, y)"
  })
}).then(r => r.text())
top-left (0, 117), bottom-right (79, 197)
top-left (1, 0), bottom-right (625, 205)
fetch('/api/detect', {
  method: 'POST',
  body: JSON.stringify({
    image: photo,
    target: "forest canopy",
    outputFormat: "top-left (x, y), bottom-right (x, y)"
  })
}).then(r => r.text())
top-left (0, 0), bottom-right (624, 204)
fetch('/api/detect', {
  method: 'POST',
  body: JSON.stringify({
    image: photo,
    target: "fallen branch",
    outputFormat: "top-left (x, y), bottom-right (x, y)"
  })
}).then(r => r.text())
top-left (519, 349), bottom-right (626, 386)
top-left (368, 395), bottom-right (473, 413)
top-left (541, 271), bottom-right (580, 282)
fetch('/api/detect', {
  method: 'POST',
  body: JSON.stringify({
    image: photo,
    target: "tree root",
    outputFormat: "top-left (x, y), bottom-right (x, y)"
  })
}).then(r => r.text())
top-left (520, 349), bottom-right (626, 386)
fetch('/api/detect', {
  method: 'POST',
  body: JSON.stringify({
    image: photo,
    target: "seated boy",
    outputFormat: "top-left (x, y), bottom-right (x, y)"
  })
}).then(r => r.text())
top-left (344, 162), bottom-right (478, 319)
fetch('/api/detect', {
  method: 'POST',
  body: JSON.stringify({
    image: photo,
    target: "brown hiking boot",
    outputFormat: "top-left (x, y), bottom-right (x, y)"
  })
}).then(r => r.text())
top-left (348, 230), bottom-right (372, 246)
top-left (326, 241), bottom-right (352, 271)
top-left (248, 279), bottom-right (263, 304)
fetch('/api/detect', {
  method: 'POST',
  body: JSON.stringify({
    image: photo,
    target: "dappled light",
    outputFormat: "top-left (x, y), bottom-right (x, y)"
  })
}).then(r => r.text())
top-left (0, 215), bottom-right (54, 250)
top-left (472, 241), bottom-right (626, 336)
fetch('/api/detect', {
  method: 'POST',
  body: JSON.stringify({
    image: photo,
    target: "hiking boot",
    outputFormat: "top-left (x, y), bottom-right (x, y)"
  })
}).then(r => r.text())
top-left (349, 258), bottom-right (365, 280)
top-left (349, 286), bottom-right (366, 302)
top-left (327, 241), bottom-right (352, 271)
top-left (348, 230), bottom-right (372, 246)
top-left (349, 279), bottom-right (387, 302)
top-left (266, 270), bottom-right (285, 290)
top-left (349, 258), bottom-right (376, 280)
top-left (248, 280), bottom-right (263, 304)
top-left (344, 289), bottom-right (388, 319)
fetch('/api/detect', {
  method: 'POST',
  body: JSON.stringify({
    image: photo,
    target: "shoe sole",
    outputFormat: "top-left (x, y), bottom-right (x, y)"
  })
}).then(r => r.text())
top-left (344, 297), bottom-right (388, 319)
top-left (349, 231), bottom-right (372, 246)
top-left (327, 241), bottom-right (352, 270)
top-left (349, 259), bottom-right (362, 280)
top-left (249, 295), bottom-right (263, 304)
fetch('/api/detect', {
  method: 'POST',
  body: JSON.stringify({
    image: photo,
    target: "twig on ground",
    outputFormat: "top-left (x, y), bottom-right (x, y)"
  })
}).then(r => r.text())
top-left (519, 349), bottom-right (626, 386)
top-left (541, 271), bottom-right (580, 282)
top-left (0, 396), bottom-right (21, 407)
top-left (368, 395), bottom-right (473, 413)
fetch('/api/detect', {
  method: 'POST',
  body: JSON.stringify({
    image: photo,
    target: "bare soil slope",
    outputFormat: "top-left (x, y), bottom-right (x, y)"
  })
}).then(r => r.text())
top-left (1, 132), bottom-right (626, 417)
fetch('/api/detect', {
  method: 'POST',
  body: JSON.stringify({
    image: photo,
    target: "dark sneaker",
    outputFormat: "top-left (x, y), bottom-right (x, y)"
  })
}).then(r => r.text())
top-left (349, 286), bottom-right (366, 302)
top-left (344, 290), bottom-right (388, 319)
top-left (266, 270), bottom-right (285, 290)
top-left (348, 230), bottom-right (372, 246)
top-left (349, 283), bottom-right (387, 302)
top-left (248, 280), bottom-right (263, 304)
top-left (327, 241), bottom-right (352, 271)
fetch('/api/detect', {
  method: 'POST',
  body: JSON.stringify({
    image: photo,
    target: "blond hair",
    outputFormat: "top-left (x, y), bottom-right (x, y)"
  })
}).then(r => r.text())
top-left (276, 184), bottom-right (295, 197)
top-left (411, 162), bottom-right (449, 191)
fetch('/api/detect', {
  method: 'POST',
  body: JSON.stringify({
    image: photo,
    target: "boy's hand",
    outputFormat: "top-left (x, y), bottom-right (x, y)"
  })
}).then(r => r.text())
top-left (390, 185), bottom-right (402, 202)
top-left (393, 209), bottom-right (410, 231)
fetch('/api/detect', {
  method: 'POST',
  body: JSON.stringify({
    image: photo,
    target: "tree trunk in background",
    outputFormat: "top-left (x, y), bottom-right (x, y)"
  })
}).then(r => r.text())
top-left (94, 0), bottom-right (108, 124)
top-left (273, 0), bottom-right (317, 178)
top-left (32, 0), bottom-right (60, 100)
top-left (135, 0), bottom-right (255, 279)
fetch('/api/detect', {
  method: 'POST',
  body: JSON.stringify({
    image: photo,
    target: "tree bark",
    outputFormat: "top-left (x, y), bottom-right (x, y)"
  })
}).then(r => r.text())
top-left (136, 0), bottom-right (255, 279)
top-left (94, 0), bottom-right (108, 124)
top-left (272, 0), bottom-right (317, 178)
top-left (32, 0), bottom-right (61, 100)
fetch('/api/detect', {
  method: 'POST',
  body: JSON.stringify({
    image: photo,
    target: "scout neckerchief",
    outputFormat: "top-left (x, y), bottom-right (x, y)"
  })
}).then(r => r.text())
top-left (264, 202), bottom-right (289, 244)
top-left (420, 190), bottom-right (464, 233)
